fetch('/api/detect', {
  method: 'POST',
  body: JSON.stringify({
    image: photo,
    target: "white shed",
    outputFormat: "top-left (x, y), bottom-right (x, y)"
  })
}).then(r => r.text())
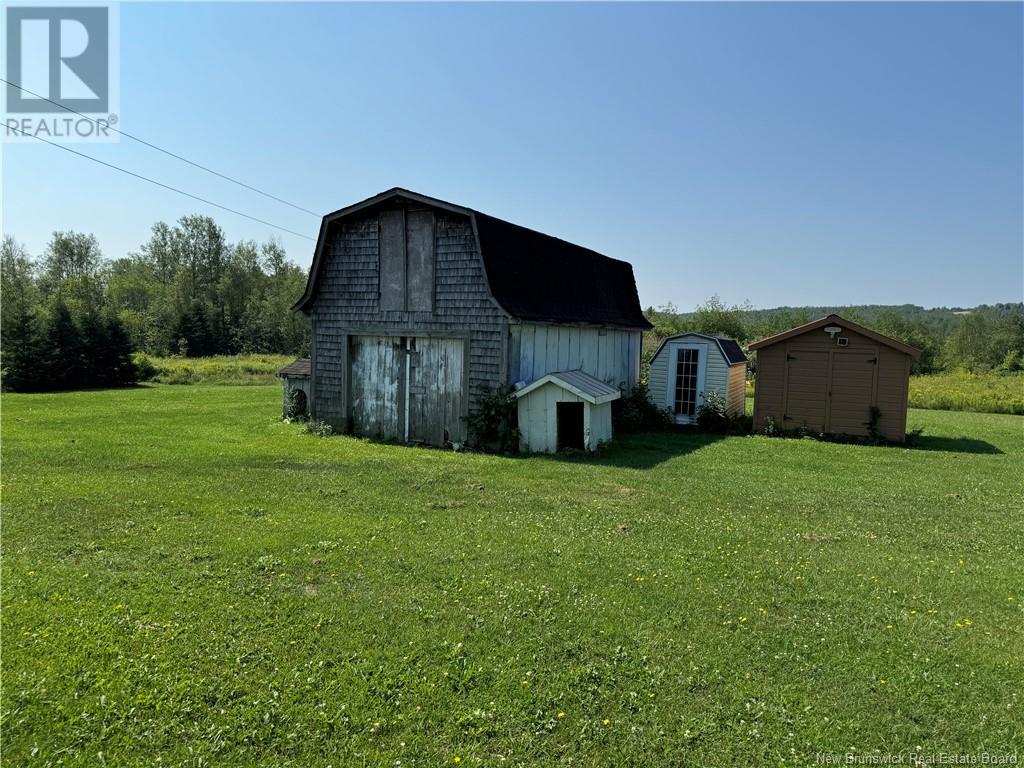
top-left (278, 358), bottom-right (311, 418)
top-left (647, 334), bottom-right (747, 425)
top-left (514, 370), bottom-right (621, 453)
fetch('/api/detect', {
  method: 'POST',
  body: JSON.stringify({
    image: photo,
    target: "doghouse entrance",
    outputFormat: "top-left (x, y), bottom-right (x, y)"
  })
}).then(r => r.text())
top-left (556, 402), bottom-right (585, 451)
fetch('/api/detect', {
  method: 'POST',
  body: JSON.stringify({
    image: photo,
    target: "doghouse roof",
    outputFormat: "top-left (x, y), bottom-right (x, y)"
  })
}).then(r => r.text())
top-left (513, 370), bottom-right (621, 405)
top-left (294, 188), bottom-right (652, 330)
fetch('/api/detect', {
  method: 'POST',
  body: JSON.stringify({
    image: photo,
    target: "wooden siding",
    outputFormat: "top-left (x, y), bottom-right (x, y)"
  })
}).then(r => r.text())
top-left (349, 335), bottom-right (403, 439)
top-left (509, 324), bottom-right (641, 391)
top-left (648, 334), bottom-right (735, 424)
top-left (516, 381), bottom-right (613, 453)
top-left (753, 324), bottom-right (912, 441)
top-left (726, 362), bottom-right (746, 416)
top-left (309, 209), bottom-right (506, 432)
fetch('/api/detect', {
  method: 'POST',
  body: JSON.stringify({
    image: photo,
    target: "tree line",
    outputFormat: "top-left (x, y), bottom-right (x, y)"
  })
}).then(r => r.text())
top-left (644, 296), bottom-right (1024, 375)
top-left (2, 216), bottom-right (309, 391)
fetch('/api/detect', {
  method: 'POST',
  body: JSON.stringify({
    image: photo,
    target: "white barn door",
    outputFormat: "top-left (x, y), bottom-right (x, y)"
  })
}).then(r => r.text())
top-left (349, 335), bottom-right (465, 445)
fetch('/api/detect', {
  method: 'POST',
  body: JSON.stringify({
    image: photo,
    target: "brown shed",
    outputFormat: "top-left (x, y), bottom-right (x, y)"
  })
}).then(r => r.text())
top-left (749, 314), bottom-right (920, 442)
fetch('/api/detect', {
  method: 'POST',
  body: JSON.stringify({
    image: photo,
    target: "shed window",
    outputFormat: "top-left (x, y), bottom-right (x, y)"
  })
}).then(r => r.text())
top-left (674, 348), bottom-right (699, 416)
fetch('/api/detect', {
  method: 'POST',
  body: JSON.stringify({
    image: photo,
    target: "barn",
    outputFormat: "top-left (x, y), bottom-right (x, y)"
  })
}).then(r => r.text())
top-left (748, 314), bottom-right (920, 442)
top-left (292, 188), bottom-right (651, 451)
top-left (647, 333), bottom-right (747, 424)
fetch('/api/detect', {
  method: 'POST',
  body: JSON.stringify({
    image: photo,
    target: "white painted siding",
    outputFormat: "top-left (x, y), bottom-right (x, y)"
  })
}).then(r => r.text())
top-left (509, 324), bottom-right (641, 391)
top-left (282, 377), bottom-right (311, 417)
top-left (648, 333), bottom-right (741, 425)
top-left (516, 381), bottom-right (613, 453)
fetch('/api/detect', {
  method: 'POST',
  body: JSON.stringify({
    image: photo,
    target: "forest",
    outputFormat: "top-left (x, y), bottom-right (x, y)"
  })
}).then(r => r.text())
top-left (1, 216), bottom-right (309, 391)
top-left (1, 219), bottom-right (1021, 392)
top-left (644, 297), bottom-right (1024, 376)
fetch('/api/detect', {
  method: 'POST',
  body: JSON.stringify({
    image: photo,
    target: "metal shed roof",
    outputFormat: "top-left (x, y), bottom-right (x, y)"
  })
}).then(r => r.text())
top-left (513, 370), bottom-right (621, 405)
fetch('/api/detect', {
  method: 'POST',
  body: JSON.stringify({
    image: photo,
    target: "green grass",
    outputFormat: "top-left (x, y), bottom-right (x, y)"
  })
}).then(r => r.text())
top-left (2, 386), bottom-right (1022, 766)
top-left (141, 354), bottom-right (295, 386)
top-left (909, 370), bottom-right (1024, 415)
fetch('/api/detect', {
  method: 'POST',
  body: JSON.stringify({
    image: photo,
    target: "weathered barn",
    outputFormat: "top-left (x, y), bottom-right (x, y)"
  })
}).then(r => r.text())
top-left (647, 333), bottom-right (747, 424)
top-left (749, 314), bottom-right (920, 442)
top-left (293, 188), bottom-right (651, 450)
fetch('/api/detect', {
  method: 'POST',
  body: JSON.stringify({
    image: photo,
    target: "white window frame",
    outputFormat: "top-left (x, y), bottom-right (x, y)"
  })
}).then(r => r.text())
top-left (665, 341), bottom-right (707, 423)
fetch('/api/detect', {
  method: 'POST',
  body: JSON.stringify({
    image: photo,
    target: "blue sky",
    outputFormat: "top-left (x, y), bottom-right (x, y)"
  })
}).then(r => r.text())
top-left (3, 1), bottom-right (1021, 310)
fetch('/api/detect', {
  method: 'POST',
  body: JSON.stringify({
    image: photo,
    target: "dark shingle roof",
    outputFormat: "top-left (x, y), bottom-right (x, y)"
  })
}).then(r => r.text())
top-left (294, 189), bottom-right (651, 329)
top-left (277, 358), bottom-right (311, 378)
top-left (718, 338), bottom-right (746, 366)
top-left (473, 212), bottom-right (652, 329)
top-left (649, 333), bottom-right (747, 367)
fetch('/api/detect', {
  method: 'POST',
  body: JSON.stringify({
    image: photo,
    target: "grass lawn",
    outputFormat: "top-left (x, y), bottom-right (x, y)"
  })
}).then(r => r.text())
top-left (2, 386), bottom-right (1022, 766)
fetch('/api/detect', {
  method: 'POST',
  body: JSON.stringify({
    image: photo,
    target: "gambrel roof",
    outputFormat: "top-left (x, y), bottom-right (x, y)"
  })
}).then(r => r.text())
top-left (649, 333), bottom-right (748, 367)
top-left (294, 188), bottom-right (652, 330)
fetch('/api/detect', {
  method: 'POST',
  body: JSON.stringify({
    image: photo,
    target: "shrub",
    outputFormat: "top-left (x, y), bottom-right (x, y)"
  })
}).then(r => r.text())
top-left (613, 383), bottom-right (673, 433)
top-left (304, 419), bottom-right (334, 437)
top-left (284, 388), bottom-right (308, 421)
top-left (132, 352), bottom-right (159, 381)
top-left (467, 385), bottom-right (519, 452)
top-left (696, 390), bottom-right (730, 433)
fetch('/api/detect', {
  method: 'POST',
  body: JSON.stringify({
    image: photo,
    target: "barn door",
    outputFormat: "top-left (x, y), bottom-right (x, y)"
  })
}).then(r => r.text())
top-left (349, 335), bottom-right (405, 439)
top-left (349, 335), bottom-right (465, 446)
top-left (406, 337), bottom-right (465, 445)
top-left (827, 351), bottom-right (877, 436)
top-left (783, 347), bottom-right (829, 432)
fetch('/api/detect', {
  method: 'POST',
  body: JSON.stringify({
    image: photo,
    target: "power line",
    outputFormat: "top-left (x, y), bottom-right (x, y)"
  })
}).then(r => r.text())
top-left (1, 77), bottom-right (320, 217)
top-left (6, 123), bottom-right (315, 241)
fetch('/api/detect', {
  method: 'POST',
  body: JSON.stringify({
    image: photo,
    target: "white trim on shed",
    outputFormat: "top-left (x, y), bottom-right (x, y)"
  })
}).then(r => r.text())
top-left (648, 333), bottom-right (746, 424)
top-left (514, 370), bottom-right (621, 452)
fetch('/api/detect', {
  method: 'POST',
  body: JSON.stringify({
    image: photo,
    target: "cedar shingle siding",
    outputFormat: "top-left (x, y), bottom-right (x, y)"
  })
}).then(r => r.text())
top-left (296, 188), bottom-right (650, 447)
top-left (309, 210), bottom-right (505, 431)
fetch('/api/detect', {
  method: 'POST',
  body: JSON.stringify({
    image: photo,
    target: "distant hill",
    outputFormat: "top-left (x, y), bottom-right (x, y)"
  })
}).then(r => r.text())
top-left (646, 302), bottom-right (1023, 339)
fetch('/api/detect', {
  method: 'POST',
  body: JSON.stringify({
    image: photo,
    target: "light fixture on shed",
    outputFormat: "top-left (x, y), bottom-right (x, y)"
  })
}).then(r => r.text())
top-left (823, 325), bottom-right (843, 339)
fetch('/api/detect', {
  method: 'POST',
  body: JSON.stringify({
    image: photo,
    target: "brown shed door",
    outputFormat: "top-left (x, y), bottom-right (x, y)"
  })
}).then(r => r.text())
top-left (782, 346), bottom-right (879, 436)
top-left (783, 350), bottom-right (829, 431)
top-left (827, 352), bottom-right (876, 436)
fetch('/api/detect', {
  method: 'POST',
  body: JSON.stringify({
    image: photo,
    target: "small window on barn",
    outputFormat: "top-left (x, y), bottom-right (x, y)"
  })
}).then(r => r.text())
top-left (378, 209), bottom-right (435, 312)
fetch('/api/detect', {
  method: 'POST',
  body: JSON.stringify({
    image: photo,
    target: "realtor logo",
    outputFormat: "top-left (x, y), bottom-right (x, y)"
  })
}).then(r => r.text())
top-left (3, 4), bottom-right (119, 142)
